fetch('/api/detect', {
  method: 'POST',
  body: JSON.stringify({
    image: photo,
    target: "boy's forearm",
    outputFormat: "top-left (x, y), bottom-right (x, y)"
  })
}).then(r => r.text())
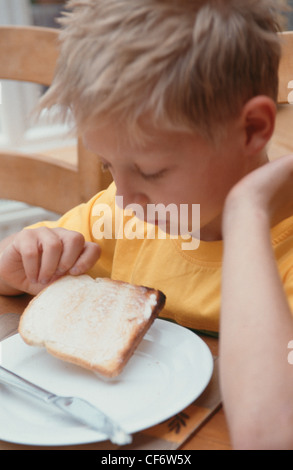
top-left (220, 201), bottom-right (293, 449)
top-left (0, 234), bottom-right (23, 296)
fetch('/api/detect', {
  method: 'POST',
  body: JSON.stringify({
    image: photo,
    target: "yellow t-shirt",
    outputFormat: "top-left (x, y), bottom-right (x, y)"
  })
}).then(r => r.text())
top-left (29, 182), bottom-right (293, 334)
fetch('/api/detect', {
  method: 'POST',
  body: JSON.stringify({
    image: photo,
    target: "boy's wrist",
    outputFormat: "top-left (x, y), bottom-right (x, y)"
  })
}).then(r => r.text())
top-left (222, 186), bottom-right (270, 239)
top-left (0, 277), bottom-right (23, 296)
top-left (0, 252), bottom-right (23, 296)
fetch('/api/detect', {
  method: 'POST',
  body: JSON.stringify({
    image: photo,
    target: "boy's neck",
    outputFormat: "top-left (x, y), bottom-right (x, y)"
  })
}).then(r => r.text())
top-left (200, 215), bottom-right (224, 242)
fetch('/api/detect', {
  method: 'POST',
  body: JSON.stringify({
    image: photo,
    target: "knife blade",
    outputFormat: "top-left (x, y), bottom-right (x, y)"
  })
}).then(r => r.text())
top-left (0, 365), bottom-right (132, 445)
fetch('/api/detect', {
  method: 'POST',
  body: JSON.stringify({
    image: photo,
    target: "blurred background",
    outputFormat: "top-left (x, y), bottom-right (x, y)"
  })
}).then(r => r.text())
top-left (0, 0), bottom-right (69, 155)
top-left (0, 1), bottom-right (70, 238)
top-left (288, 0), bottom-right (293, 28)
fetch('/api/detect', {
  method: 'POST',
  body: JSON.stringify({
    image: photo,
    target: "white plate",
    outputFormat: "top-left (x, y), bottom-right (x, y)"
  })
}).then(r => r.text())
top-left (0, 319), bottom-right (213, 446)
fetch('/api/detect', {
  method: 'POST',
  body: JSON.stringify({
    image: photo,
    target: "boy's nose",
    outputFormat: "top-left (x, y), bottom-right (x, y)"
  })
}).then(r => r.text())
top-left (115, 177), bottom-right (149, 210)
top-left (115, 188), bottom-right (149, 210)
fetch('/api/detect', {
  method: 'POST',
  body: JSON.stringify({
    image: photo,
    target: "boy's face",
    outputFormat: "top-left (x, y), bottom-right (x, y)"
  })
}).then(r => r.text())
top-left (83, 119), bottom-right (247, 241)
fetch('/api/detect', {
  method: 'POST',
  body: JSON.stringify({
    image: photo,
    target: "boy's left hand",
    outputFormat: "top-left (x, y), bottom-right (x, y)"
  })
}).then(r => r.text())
top-left (223, 154), bottom-right (293, 233)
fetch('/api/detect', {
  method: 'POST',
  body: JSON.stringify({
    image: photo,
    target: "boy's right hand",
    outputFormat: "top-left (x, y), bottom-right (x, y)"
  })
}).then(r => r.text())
top-left (0, 227), bottom-right (101, 295)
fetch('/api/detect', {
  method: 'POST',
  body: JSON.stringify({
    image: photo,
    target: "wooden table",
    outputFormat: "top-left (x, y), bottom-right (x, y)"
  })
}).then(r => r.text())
top-left (0, 293), bottom-right (232, 451)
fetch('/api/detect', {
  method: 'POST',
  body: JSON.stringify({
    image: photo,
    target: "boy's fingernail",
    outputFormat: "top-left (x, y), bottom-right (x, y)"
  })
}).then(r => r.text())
top-left (69, 267), bottom-right (80, 275)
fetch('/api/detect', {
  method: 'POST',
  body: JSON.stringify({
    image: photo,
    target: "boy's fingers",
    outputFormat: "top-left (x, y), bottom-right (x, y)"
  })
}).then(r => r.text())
top-left (37, 236), bottom-right (64, 284)
top-left (12, 230), bottom-right (43, 283)
top-left (69, 241), bottom-right (101, 275)
top-left (18, 228), bottom-right (63, 284)
top-left (8, 227), bottom-right (101, 287)
top-left (50, 229), bottom-right (86, 276)
top-left (38, 229), bottom-right (101, 280)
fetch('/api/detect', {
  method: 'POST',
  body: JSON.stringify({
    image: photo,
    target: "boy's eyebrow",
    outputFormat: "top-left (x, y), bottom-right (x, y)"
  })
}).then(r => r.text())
top-left (93, 153), bottom-right (112, 164)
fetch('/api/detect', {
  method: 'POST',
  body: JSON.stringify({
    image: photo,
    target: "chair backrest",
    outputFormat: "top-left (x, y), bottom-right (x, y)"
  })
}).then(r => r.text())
top-left (0, 25), bottom-right (112, 214)
top-left (278, 31), bottom-right (293, 105)
top-left (268, 31), bottom-right (293, 160)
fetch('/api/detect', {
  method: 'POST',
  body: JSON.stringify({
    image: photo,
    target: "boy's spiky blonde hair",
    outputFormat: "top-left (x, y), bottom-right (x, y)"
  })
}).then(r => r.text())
top-left (40, 0), bottom-right (286, 141)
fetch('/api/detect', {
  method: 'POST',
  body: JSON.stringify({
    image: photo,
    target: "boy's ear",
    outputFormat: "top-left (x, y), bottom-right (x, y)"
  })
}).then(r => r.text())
top-left (241, 96), bottom-right (276, 155)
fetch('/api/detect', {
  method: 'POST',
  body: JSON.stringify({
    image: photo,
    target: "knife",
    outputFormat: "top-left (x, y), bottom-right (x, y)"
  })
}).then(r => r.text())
top-left (0, 365), bottom-right (132, 445)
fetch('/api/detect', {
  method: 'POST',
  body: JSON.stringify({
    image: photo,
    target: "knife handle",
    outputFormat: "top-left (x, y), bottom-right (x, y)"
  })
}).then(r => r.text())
top-left (0, 365), bottom-right (56, 403)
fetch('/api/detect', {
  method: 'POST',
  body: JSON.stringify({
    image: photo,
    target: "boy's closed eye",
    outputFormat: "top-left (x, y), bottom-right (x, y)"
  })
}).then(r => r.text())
top-left (136, 167), bottom-right (167, 181)
top-left (100, 160), bottom-right (167, 182)
top-left (101, 161), bottom-right (111, 173)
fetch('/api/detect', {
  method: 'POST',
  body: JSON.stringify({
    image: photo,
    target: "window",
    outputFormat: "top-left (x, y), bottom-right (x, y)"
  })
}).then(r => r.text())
top-left (0, 0), bottom-right (69, 239)
top-left (0, 0), bottom-right (74, 154)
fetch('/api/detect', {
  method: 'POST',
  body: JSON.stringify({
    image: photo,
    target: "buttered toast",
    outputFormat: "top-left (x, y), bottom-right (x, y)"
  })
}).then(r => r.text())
top-left (18, 275), bottom-right (166, 377)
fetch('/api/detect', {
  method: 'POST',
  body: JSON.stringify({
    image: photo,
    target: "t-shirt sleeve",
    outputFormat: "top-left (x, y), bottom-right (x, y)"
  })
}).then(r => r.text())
top-left (26, 182), bottom-right (118, 279)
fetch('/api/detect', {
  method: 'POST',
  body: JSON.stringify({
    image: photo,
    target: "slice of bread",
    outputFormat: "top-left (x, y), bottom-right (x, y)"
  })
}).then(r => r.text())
top-left (18, 275), bottom-right (166, 377)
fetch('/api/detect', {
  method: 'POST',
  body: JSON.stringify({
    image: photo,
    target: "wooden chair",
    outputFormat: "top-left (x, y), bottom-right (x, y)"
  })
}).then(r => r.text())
top-left (0, 25), bottom-right (112, 215)
top-left (269, 31), bottom-right (293, 159)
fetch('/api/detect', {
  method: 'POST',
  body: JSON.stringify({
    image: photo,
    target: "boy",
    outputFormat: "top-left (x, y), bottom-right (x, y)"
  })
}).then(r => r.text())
top-left (0, 0), bottom-right (293, 448)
